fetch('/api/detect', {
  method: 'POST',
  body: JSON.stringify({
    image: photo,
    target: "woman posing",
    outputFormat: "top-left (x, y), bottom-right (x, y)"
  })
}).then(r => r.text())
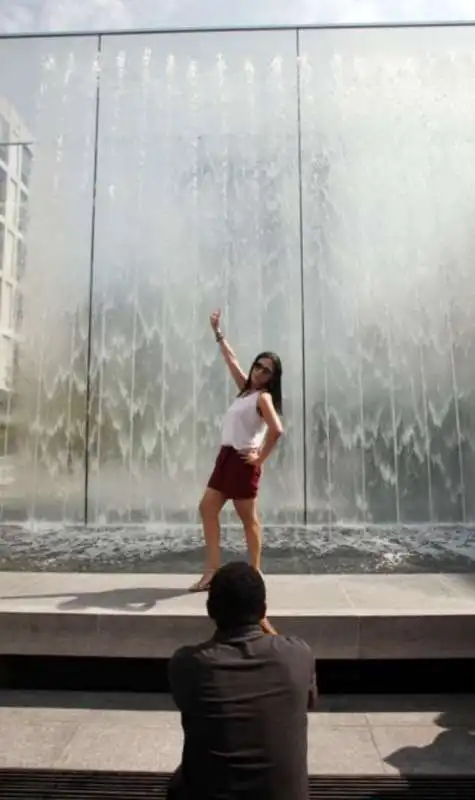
top-left (190, 310), bottom-right (284, 592)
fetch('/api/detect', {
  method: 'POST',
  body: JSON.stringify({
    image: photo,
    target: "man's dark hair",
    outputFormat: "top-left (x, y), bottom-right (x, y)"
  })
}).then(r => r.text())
top-left (207, 562), bottom-right (266, 630)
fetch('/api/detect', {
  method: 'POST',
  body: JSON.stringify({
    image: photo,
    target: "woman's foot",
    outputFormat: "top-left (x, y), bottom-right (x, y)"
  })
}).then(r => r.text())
top-left (188, 571), bottom-right (216, 593)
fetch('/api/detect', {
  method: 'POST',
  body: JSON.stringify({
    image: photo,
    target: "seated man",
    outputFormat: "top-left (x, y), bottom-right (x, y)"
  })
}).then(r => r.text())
top-left (168, 562), bottom-right (317, 800)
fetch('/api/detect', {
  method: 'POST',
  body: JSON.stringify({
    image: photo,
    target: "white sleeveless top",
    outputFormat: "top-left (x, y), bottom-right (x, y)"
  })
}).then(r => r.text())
top-left (221, 391), bottom-right (267, 451)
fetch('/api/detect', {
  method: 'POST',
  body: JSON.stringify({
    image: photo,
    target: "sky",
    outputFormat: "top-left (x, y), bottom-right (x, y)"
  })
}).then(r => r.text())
top-left (0, 0), bottom-right (475, 34)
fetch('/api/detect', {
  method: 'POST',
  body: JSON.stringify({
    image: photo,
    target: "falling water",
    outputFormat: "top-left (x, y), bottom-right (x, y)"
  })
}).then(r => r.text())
top-left (31, 51), bottom-right (65, 521)
top-left (187, 58), bottom-right (201, 485)
top-left (157, 53), bottom-right (175, 521)
top-left (299, 26), bottom-right (475, 524)
top-left (0, 26), bottom-right (475, 572)
top-left (216, 53), bottom-right (232, 416)
top-left (124, 46), bottom-right (151, 519)
top-left (91, 47), bottom-right (126, 523)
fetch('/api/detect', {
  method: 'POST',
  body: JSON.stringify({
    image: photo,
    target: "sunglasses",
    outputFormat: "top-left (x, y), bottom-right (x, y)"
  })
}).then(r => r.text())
top-left (254, 361), bottom-right (273, 377)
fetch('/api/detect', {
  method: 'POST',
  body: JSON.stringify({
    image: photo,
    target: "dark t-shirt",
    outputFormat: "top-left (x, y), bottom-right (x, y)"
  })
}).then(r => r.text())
top-left (168, 625), bottom-right (317, 800)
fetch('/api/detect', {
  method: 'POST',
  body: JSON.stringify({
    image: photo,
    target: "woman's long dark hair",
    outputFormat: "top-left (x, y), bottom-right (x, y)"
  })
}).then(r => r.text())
top-left (239, 351), bottom-right (283, 416)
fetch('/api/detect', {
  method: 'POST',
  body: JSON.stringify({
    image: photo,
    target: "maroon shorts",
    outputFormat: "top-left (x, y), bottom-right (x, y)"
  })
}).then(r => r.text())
top-left (207, 446), bottom-right (262, 500)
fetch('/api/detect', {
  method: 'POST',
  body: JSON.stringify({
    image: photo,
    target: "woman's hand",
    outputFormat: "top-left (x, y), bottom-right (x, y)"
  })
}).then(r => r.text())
top-left (240, 448), bottom-right (262, 467)
top-left (260, 617), bottom-right (278, 635)
top-left (210, 309), bottom-right (221, 332)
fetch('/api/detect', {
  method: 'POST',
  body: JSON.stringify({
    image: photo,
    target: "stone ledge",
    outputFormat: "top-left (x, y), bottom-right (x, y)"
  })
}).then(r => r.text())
top-left (0, 572), bottom-right (474, 659)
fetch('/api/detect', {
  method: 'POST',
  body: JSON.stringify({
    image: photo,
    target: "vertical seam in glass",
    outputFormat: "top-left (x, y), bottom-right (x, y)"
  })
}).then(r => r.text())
top-left (84, 34), bottom-right (102, 525)
top-left (295, 28), bottom-right (308, 525)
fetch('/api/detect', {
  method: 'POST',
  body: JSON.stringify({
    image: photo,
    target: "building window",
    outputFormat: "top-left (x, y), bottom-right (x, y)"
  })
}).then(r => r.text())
top-left (8, 142), bottom-right (18, 181)
top-left (1, 334), bottom-right (13, 390)
top-left (19, 190), bottom-right (28, 234)
top-left (5, 232), bottom-right (15, 279)
top-left (0, 167), bottom-right (6, 216)
top-left (15, 290), bottom-right (23, 329)
top-left (13, 341), bottom-right (19, 375)
top-left (3, 283), bottom-right (12, 329)
top-left (17, 239), bottom-right (26, 280)
top-left (0, 115), bottom-right (9, 166)
top-left (7, 181), bottom-right (18, 228)
top-left (21, 146), bottom-right (32, 187)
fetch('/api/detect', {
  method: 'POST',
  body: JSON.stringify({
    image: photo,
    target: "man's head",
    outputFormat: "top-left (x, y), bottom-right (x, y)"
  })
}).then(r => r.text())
top-left (207, 562), bottom-right (266, 630)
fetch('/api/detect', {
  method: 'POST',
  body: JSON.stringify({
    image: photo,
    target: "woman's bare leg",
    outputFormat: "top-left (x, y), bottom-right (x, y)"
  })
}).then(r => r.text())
top-left (233, 497), bottom-right (262, 572)
top-left (233, 498), bottom-right (276, 631)
top-left (189, 488), bottom-right (226, 592)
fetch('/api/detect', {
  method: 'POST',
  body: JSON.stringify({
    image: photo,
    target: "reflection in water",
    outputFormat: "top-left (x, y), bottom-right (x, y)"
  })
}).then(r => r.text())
top-left (0, 96), bottom-right (32, 511)
top-left (0, 28), bottom-right (474, 540)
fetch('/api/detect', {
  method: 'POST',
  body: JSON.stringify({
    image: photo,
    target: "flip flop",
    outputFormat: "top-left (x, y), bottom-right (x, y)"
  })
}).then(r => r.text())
top-left (188, 573), bottom-right (215, 593)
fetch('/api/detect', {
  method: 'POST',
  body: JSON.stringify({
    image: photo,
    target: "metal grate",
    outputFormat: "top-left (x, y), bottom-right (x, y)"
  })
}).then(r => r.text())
top-left (0, 770), bottom-right (475, 799)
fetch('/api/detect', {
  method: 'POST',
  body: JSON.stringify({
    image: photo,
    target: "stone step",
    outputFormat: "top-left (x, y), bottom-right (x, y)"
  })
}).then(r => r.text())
top-left (1, 572), bottom-right (475, 659)
top-left (0, 692), bottom-right (475, 775)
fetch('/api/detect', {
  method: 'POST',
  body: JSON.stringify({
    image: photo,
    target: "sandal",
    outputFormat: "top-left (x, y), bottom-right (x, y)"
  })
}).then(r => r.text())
top-left (188, 572), bottom-right (215, 593)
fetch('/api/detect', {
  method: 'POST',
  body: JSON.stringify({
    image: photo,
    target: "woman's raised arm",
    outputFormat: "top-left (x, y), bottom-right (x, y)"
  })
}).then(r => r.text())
top-left (210, 309), bottom-right (247, 391)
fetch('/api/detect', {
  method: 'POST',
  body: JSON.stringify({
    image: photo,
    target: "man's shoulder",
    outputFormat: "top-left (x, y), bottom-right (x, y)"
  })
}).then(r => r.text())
top-left (170, 634), bottom-right (313, 669)
top-left (267, 634), bottom-right (313, 659)
top-left (169, 638), bottom-right (216, 669)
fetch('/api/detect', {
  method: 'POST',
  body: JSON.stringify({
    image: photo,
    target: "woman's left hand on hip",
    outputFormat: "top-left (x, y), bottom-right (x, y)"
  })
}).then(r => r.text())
top-left (239, 448), bottom-right (261, 466)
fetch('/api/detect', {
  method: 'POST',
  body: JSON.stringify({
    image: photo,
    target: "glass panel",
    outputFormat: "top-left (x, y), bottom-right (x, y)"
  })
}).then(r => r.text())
top-left (0, 37), bottom-right (98, 522)
top-left (90, 31), bottom-right (303, 524)
top-left (300, 26), bottom-right (475, 524)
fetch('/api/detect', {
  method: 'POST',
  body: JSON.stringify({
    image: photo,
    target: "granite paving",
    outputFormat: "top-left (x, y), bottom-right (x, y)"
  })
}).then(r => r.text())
top-left (0, 692), bottom-right (474, 774)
